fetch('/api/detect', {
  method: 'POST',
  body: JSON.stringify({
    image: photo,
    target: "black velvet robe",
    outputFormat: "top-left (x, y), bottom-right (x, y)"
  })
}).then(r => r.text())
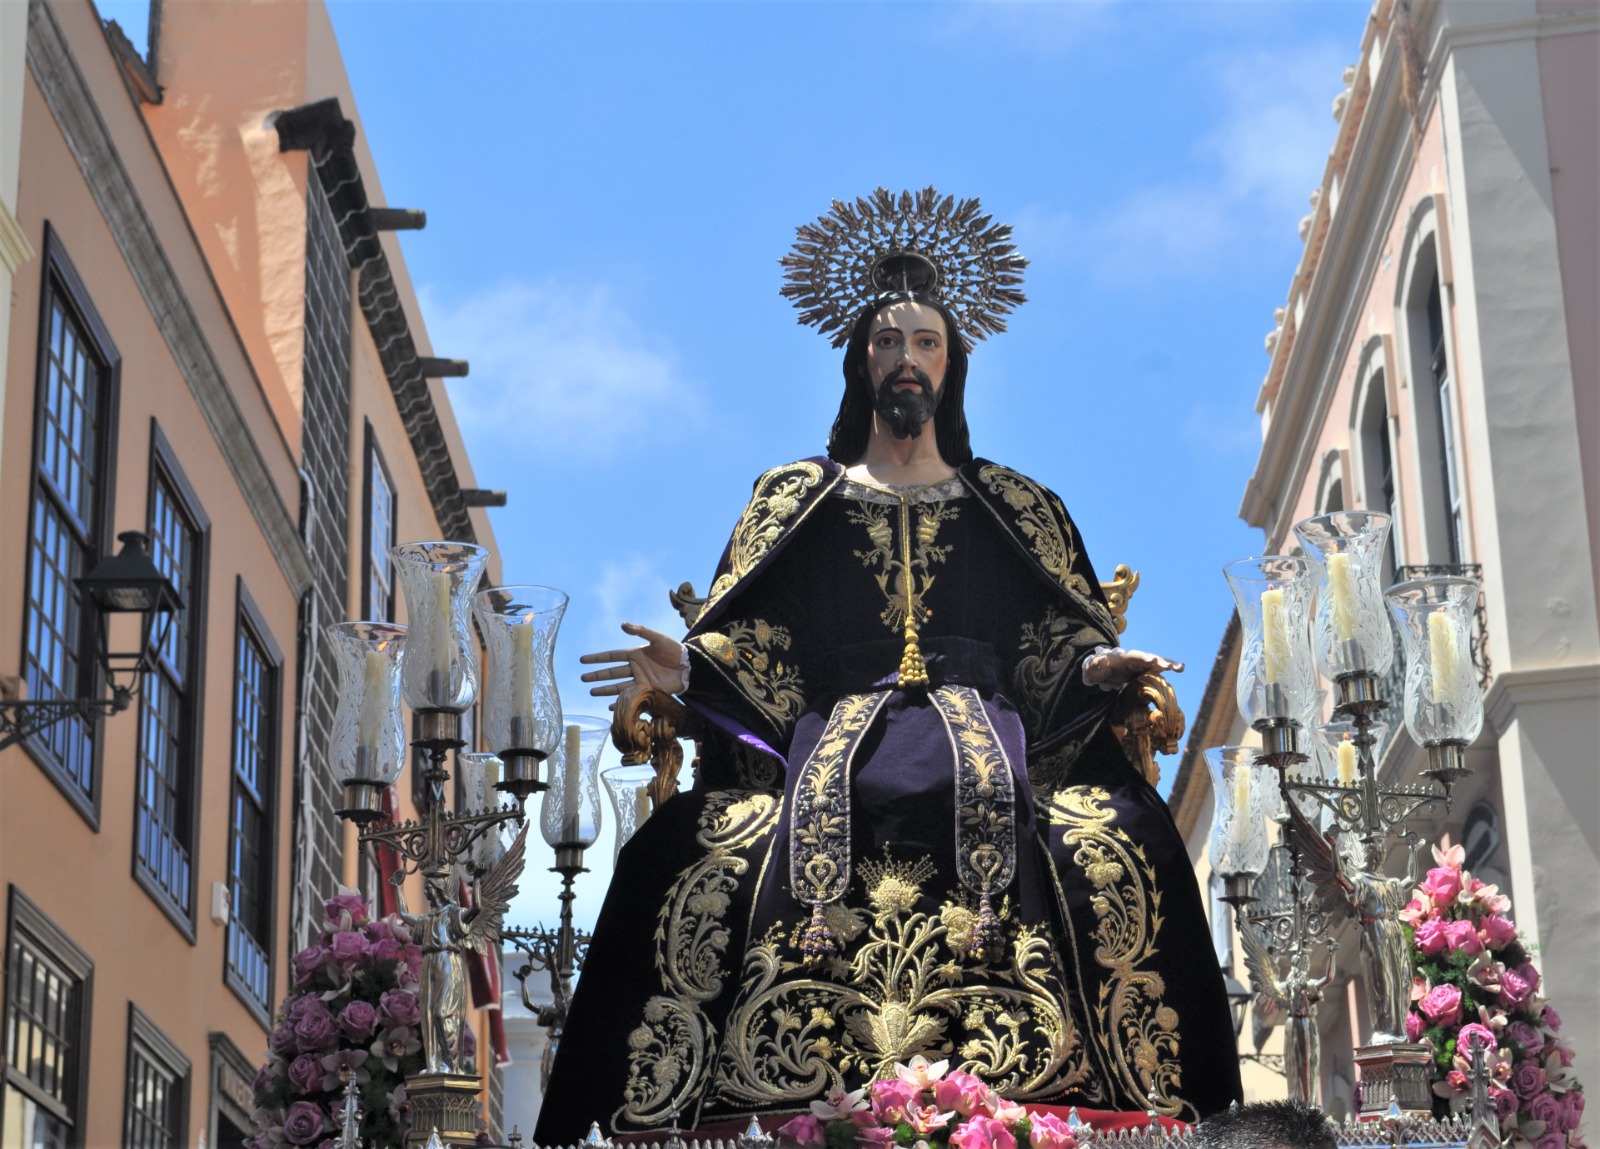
top-left (535, 459), bottom-right (1240, 1140)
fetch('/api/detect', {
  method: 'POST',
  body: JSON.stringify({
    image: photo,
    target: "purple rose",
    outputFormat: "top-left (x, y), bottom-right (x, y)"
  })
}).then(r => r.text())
top-left (1480, 914), bottom-right (1517, 949)
top-left (339, 1000), bottom-right (378, 1041)
top-left (1534, 1134), bottom-right (1566, 1149)
top-left (269, 1019), bottom-right (298, 1058)
top-left (1543, 1006), bottom-right (1563, 1031)
top-left (293, 1002), bottom-right (339, 1052)
top-left (1507, 1022), bottom-right (1546, 1058)
top-left (1562, 1092), bottom-right (1584, 1132)
top-left (1458, 1023), bottom-right (1497, 1056)
top-left (291, 945), bottom-right (327, 988)
top-left (379, 988), bottom-right (421, 1028)
top-left (1492, 1087), bottom-right (1520, 1122)
top-left (369, 937), bottom-right (402, 967)
top-left (287, 1054), bottom-right (323, 1095)
top-left (1516, 961), bottom-right (1542, 996)
top-left (1513, 1061), bottom-right (1549, 1100)
top-left (328, 930), bottom-right (369, 966)
top-left (364, 918), bottom-right (393, 943)
top-left (323, 892), bottom-right (369, 932)
top-left (282, 1101), bottom-right (327, 1146)
top-left (253, 1059), bottom-right (283, 1095)
top-left (1500, 966), bottom-right (1535, 1008)
top-left (402, 950), bottom-right (423, 986)
top-left (1529, 1093), bottom-right (1566, 1130)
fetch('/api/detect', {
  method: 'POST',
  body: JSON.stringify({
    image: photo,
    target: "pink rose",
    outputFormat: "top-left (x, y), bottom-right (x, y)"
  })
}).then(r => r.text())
top-left (323, 892), bottom-right (369, 932)
top-left (1507, 1022), bottom-right (1546, 1057)
top-left (776, 1115), bottom-right (825, 1148)
top-left (934, 1071), bottom-right (997, 1117)
top-left (1444, 920), bottom-right (1485, 956)
top-left (282, 1101), bottom-right (327, 1146)
top-left (1400, 897), bottom-right (1430, 926)
top-left (1529, 1093), bottom-right (1566, 1129)
top-left (1029, 1112), bottom-right (1079, 1149)
top-left (369, 937), bottom-right (403, 966)
top-left (328, 930), bottom-right (369, 966)
top-left (1500, 967), bottom-right (1535, 1008)
top-left (1422, 866), bottom-right (1464, 906)
top-left (951, 1116), bottom-right (1017, 1149)
top-left (1480, 915), bottom-right (1518, 949)
top-left (1416, 920), bottom-right (1450, 957)
top-left (378, 989), bottom-right (421, 1029)
top-left (870, 1078), bottom-right (921, 1125)
top-left (1562, 1091), bottom-right (1584, 1132)
top-left (1516, 962), bottom-right (1542, 996)
top-left (291, 945), bottom-right (327, 988)
top-left (287, 1054), bottom-right (323, 1094)
top-left (1492, 1086), bottom-right (1520, 1122)
top-left (292, 1001), bottom-right (338, 1052)
top-left (1405, 1011), bottom-right (1426, 1042)
top-left (1543, 1006), bottom-right (1563, 1032)
top-left (1458, 1023), bottom-right (1498, 1057)
top-left (338, 1000), bottom-right (378, 1042)
top-left (1420, 984), bottom-right (1464, 1028)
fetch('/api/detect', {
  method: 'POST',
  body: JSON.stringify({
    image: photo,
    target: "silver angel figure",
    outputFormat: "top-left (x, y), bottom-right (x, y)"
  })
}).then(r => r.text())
top-left (1285, 804), bottom-right (1416, 1045)
top-left (1240, 917), bottom-right (1332, 1106)
top-left (404, 824), bottom-right (527, 1074)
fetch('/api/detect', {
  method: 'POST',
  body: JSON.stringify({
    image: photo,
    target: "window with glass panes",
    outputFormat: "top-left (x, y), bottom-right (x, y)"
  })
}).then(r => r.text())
top-left (135, 466), bottom-right (204, 921)
top-left (1426, 277), bottom-right (1465, 564)
top-left (2, 894), bottom-right (90, 1149)
top-left (23, 237), bottom-right (116, 809)
top-left (364, 429), bottom-right (396, 622)
top-left (123, 1009), bottom-right (187, 1149)
top-left (226, 607), bottom-right (276, 1018)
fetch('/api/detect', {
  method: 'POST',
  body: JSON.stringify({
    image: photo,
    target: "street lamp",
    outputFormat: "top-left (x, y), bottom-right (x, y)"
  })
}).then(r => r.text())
top-left (0, 530), bottom-right (182, 750)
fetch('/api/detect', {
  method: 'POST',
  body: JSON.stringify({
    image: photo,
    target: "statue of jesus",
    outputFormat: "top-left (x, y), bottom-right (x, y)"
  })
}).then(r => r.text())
top-left (534, 191), bottom-right (1243, 1140)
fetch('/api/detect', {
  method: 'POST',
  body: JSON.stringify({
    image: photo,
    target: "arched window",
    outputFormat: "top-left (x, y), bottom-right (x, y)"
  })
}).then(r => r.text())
top-left (1352, 343), bottom-right (1403, 584)
top-left (1315, 450), bottom-right (1346, 514)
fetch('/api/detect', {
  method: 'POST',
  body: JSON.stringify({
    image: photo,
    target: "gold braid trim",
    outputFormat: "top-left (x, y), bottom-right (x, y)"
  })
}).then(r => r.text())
top-left (701, 461), bottom-right (834, 619)
top-left (689, 619), bottom-right (807, 737)
top-left (1047, 786), bottom-right (1188, 1120)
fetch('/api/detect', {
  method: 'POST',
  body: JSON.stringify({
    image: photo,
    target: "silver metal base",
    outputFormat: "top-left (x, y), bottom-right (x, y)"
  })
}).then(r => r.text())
top-left (1252, 717), bottom-right (1306, 768)
top-left (1354, 1041), bottom-right (1435, 1120)
top-left (404, 1071), bottom-right (482, 1147)
top-left (1336, 671), bottom-right (1380, 708)
top-left (1220, 874), bottom-right (1258, 907)
top-left (413, 708), bottom-right (464, 750)
top-left (1424, 740), bottom-right (1471, 793)
top-left (336, 781), bottom-right (386, 824)
top-left (497, 749), bottom-right (548, 797)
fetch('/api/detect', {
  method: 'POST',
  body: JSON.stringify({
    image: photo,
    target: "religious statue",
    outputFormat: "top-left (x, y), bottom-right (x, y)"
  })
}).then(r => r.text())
top-left (402, 825), bottom-right (526, 1074)
top-left (535, 189), bottom-right (1242, 1140)
top-left (1239, 913), bottom-right (1333, 1106)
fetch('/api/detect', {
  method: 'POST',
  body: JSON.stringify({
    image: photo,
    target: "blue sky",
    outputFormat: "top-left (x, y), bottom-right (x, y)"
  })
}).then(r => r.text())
top-left (311, 0), bottom-right (1373, 930)
top-left (129, 0), bottom-right (1368, 931)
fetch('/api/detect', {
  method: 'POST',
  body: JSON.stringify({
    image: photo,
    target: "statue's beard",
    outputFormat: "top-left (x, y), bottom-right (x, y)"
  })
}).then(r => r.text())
top-left (874, 369), bottom-right (940, 440)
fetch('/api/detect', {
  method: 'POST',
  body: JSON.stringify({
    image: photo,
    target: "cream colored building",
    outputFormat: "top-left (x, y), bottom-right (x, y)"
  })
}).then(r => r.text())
top-left (1172, 0), bottom-right (1599, 1114)
top-left (2, 2), bottom-right (507, 1145)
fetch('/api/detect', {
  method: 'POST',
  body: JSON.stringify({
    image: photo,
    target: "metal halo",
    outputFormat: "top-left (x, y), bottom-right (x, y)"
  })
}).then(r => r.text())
top-left (779, 187), bottom-right (1028, 349)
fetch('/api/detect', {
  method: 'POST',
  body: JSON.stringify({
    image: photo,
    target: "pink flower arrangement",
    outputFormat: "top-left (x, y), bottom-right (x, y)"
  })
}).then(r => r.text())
top-left (775, 1058), bottom-right (1078, 1149)
top-left (249, 891), bottom-right (429, 1149)
top-left (1403, 839), bottom-right (1585, 1149)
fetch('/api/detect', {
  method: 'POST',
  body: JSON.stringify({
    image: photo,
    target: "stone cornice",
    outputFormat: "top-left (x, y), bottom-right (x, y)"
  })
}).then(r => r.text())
top-left (0, 195), bottom-right (34, 275)
top-left (271, 97), bottom-right (475, 545)
top-left (1484, 662), bottom-right (1600, 736)
top-left (25, 0), bottom-right (312, 596)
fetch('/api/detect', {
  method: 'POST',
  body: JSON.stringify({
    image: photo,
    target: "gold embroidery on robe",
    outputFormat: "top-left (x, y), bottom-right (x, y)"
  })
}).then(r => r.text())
top-left (847, 497), bottom-right (959, 632)
top-left (1047, 786), bottom-right (1187, 1120)
top-left (616, 792), bottom-right (781, 1130)
top-left (711, 854), bottom-right (1091, 1106)
top-left (1014, 605), bottom-right (1108, 734)
top-left (690, 619), bottom-right (806, 734)
top-left (704, 462), bottom-right (830, 612)
top-left (932, 685), bottom-right (1017, 898)
top-left (790, 693), bottom-right (890, 905)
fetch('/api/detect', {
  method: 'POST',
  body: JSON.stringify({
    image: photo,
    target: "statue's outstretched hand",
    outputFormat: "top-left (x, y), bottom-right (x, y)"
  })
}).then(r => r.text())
top-left (580, 622), bottom-right (689, 697)
top-left (1084, 647), bottom-right (1184, 688)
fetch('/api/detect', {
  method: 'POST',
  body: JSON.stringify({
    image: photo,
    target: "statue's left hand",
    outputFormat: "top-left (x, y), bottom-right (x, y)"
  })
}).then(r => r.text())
top-left (1084, 647), bottom-right (1184, 687)
top-left (580, 622), bottom-right (689, 697)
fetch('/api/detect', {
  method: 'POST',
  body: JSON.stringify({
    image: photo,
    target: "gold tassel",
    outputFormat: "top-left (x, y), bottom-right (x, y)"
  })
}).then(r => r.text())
top-left (898, 618), bottom-right (929, 689)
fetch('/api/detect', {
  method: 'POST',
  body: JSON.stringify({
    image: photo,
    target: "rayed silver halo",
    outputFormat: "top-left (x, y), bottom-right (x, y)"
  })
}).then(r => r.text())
top-left (780, 187), bottom-right (1028, 349)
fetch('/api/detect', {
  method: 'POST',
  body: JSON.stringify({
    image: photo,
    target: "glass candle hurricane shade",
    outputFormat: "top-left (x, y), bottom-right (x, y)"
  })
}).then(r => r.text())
top-left (541, 715), bottom-right (609, 852)
top-left (1224, 556), bottom-right (1319, 728)
top-left (390, 542), bottom-right (489, 712)
top-left (327, 622), bottom-right (408, 818)
top-left (1204, 746), bottom-right (1272, 881)
top-left (457, 752), bottom-right (511, 868)
top-left (1385, 577), bottom-right (1484, 747)
top-left (474, 586), bottom-right (569, 764)
top-left (601, 763), bottom-right (657, 866)
top-left (1293, 512), bottom-right (1396, 681)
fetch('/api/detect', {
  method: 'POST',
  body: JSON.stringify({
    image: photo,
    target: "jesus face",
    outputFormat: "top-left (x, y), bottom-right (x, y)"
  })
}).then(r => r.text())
top-left (865, 300), bottom-right (949, 440)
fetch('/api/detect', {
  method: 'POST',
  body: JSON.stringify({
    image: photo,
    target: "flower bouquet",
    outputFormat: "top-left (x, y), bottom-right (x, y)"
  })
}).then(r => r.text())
top-left (249, 892), bottom-right (428, 1149)
top-left (775, 1057), bottom-right (1080, 1149)
top-left (1402, 840), bottom-right (1585, 1149)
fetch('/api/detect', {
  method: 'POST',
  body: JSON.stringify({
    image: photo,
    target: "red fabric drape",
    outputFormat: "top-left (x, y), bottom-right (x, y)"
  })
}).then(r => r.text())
top-left (376, 786), bottom-right (403, 916)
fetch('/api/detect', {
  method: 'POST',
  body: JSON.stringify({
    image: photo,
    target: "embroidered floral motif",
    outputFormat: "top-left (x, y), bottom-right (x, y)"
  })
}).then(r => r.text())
top-left (974, 466), bottom-right (1110, 620)
top-left (704, 462), bottom-right (830, 612)
top-left (615, 792), bottom-right (780, 1131)
top-left (790, 693), bottom-right (890, 907)
top-left (1014, 605), bottom-right (1107, 735)
top-left (711, 852), bottom-right (1091, 1106)
top-left (933, 686), bottom-right (1018, 901)
top-left (690, 619), bottom-right (806, 735)
top-left (847, 497), bottom-right (960, 633)
top-left (1047, 786), bottom-right (1187, 1120)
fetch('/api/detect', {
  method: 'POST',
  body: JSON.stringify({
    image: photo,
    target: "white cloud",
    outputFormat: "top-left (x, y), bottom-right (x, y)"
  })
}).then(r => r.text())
top-left (419, 279), bottom-right (702, 458)
top-left (591, 554), bottom-right (687, 648)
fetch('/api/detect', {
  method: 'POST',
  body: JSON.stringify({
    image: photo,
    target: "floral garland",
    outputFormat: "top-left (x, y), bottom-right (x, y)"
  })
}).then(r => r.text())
top-left (248, 892), bottom-right (475, 1149)
top-left (1402, 840), bottom-right (1585, 1149)
top-left (776, 1058), bottom-right (1080, 1149)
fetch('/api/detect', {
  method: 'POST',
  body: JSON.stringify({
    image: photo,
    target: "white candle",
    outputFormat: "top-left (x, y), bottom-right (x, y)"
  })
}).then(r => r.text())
top-left (1228, 767), bottom-right (1253, 850)
top-left (1429, 611), bottom-right (1459, 706)
top-left (430, 570), bottom-right (455, 699)
top-left (508, 622), bottom-right (535, 747)
top-left (563, 723), bottom-right (582, 843)
top-left (1337, 739), bottom-right (1357, 785)
top-left (355, 650), bottom-right (388, 775)
top-left (1327, 553), bottom-right (1359, 642)
top-left (1261, 588), bottom-right (1290, 684)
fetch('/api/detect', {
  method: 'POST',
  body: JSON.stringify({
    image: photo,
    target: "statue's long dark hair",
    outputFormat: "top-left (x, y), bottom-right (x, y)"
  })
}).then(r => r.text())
top-left (826, 293), bottom-right (973, 465)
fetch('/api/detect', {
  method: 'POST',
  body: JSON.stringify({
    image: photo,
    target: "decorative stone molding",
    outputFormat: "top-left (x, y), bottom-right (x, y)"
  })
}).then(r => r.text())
top-left (24, 0), bottom-right (312, 596)
top-left (0, 196), bottom-right (33, 275)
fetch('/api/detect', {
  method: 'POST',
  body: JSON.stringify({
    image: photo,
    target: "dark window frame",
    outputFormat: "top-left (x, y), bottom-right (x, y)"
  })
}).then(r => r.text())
top-left (2, 887), bottom-right (94, 1149)
top-left (123, 1004), bottom-right (189, 1149)
top-left (18, 224), bottom-right (122, 828)
top-left (206, 1033), bottom-right (257, 1149)
top-left (360, 422), bottom-right (397, 624)
top-left (223, 579), bottom-right (282, 1028)
top-left (132, 421), bottom-right (209, 940)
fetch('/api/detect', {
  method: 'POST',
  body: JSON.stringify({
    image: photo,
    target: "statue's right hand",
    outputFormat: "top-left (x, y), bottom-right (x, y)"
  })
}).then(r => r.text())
top-left (580, 622), bottom-right (689, 697)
